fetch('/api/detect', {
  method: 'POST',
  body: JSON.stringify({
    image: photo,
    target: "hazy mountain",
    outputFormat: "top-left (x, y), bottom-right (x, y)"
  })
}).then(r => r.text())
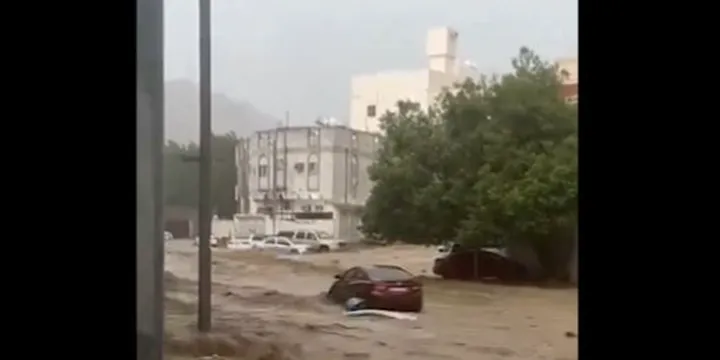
top-left (164, 80), bottom-right (279, 143)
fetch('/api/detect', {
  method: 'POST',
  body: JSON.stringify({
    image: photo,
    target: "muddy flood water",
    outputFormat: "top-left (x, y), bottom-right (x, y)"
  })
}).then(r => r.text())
top-left (164, 240), bottom-right (577, 360)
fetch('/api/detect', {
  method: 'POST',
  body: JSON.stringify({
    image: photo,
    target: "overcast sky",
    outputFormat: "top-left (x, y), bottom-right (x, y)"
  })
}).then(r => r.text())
top-left (164, 0), bottom-right (578, 127)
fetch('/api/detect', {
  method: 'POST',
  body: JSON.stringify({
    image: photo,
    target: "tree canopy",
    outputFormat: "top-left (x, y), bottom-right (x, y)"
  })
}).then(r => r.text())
top-left (361, 47), bottom-right (578, 279)
top-left (163, 132), bottom-right (238, 218)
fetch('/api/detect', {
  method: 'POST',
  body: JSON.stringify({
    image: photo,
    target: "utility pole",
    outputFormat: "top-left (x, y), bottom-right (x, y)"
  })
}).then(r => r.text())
top-left (136, 0), bottom-right (164, 358)
top-left (271, 130), bottom-right (279, 234)
top-left (283, 111), bottom-right (289, 220)
top-left (235, 138), bottom-right (250, 214)
top-left (243, 139), bottom-right (251, 214)
top-left (344, 147), bottom-right (349, 204)
top-left (197, 0), bottom-right (212, 333)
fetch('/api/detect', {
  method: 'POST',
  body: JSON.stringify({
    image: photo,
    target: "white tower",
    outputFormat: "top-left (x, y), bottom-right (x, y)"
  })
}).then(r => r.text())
top-left (426, 27), bottom-right (458, 74)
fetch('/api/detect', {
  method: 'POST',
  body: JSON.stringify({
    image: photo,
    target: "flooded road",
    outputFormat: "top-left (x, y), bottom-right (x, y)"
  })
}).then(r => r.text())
top-left (164, 240), bottom-right (577, 360)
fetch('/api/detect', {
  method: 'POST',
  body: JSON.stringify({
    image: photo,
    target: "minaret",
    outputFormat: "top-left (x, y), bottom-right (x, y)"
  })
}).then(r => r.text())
top-left (426, 27), bottom-right (458, 74)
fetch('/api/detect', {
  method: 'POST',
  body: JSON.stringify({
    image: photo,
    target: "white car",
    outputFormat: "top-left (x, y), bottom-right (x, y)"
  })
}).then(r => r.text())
top-left (194, 235), bottom-right (219, 247)
top-left (258, 236), bottom-right (318, 254)
top-left (227, 238), bottom-right (253, 250)
top-left (276, 230), bottom-right (346, 252)
top-left (248, 234), bottom-right (267, 248)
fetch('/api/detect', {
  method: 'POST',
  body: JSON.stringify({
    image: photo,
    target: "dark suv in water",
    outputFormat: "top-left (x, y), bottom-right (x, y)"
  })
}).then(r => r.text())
top-left (433, 245), bottom-right (531, 282)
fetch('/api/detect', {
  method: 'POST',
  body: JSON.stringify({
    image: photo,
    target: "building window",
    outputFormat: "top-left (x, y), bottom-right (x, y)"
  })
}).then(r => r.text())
top-left (308, 153), bottom-right (319, 190)
top-left (350, 154), bottom-right (359, 198)
top-left (308, 128), bottom-right (319, 147)
top-left (258, 155), bottom-right (269, 189)
top-left (301, 204), bottom-right (312, 212)
top-left (366, 105), bottom-right (376, 118)
top-left (276, 157), bottom-right (286, 188)
top-left (294, 162), bottom-right (305, 173)
top-left (258, 156), bottom-right (268, 177)
top-left (315, 204), bottom-right (324, 212)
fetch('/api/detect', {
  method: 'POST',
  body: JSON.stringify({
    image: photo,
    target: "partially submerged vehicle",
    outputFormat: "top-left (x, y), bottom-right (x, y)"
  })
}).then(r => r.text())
top-left (257, 236), bottom-right (321, 254)
top-left (327, 265), bottom-right (423, 313)
top-left (433, 245), bottom-right (532, 282)
top-left (276, 230), bottom-right (346, 252)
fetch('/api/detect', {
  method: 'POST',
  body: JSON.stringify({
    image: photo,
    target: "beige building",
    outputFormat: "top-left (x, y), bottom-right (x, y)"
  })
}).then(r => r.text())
top-left (237, 125), bottom-right (380, 239)
top-left (350, 27), bottom-right (479, 133)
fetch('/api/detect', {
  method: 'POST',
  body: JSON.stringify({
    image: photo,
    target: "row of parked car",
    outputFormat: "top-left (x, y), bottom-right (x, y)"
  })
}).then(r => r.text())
top-left (192, 229), bottom-right (348, 254)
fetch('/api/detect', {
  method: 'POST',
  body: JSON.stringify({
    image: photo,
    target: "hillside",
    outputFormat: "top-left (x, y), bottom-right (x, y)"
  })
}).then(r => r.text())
top-left (164, 80), bottom-right (279, 143)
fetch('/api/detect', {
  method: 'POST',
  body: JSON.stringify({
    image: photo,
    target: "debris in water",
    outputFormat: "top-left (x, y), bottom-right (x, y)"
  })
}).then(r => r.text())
top-left (343, 309), bottom-right (418, 321)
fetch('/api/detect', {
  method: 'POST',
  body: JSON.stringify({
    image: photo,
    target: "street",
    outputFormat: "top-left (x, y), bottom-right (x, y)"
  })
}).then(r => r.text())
top-left (164, 240), bottom-right (577, 360)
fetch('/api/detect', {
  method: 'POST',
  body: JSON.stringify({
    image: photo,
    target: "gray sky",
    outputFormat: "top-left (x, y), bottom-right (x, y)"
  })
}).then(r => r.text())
top-left (164, 0), bottom-right (577, 127)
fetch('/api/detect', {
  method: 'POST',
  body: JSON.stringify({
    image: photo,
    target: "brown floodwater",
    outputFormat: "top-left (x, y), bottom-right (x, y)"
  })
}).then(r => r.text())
top-left (164, 241), bottom-right (577, 360)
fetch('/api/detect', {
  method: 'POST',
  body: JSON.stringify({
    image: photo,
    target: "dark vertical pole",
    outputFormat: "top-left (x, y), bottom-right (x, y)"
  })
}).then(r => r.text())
top-left (136, 0), bottom-right (164, 358)
top-left (271, 131), bottom-right (278, 233)
top-left (344, 148), bottom-right (349, 204)
top-left (243, 139), bottom-right (251, 214)
top-left (235, 137), bottom-right (245, 214)
top-left (197, 0), bottom-right (212, 333)
top-left (344, 147), bottom-right (350, 239)
top-left (283, 112), bottom-right (289, 219)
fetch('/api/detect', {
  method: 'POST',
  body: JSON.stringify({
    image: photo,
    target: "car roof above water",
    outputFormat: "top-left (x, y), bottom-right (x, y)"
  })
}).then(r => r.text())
top-left (363, 264), bottom-right (414, 281)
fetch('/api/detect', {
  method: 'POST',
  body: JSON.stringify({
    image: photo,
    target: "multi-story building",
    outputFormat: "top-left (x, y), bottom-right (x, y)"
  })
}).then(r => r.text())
top-left (556, 57), bottom-right (578, 104)
top-left (349, 27), bottom-right (479, 134)
top-left (236, 125), bottom-right (380, 239)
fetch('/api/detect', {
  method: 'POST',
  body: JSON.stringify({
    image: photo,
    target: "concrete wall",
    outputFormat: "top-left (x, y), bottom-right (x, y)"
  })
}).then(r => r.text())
top-left (349, 27), bottom-right (473, 133)
top-left (428, 70), bottom-right (458, 107)
top-left (350, 70), bottom-right (429, 133)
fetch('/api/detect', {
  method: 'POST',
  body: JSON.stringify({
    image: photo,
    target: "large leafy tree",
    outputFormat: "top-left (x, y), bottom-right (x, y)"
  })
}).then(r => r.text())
top-left (163, 132), bottom-right (239, 219)
top-left (363, 102), bottom-right (447, 242)
top-left (362, 47), bottom-right (578, 279)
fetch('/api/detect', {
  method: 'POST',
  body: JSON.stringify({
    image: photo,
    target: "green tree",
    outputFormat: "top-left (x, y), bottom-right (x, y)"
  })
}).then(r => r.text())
top-left (163, 141), bottom-right (199, 208)
top-left (163, 132), bottom-right (239, 219)
top-left (362, 47), bottom-right (578, 279)
top-left (210, 132), bottom-right (239, 218)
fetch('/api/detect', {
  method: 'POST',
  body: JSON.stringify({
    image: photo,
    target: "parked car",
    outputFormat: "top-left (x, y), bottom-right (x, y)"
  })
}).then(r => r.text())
top-left (276, 230), bottom-right (346, 252)
top-left (436, 242), bottom-right (462, 259)
top-left (258, 236), bottom-right (319, 254)
top-left (326, 265), bottom-right (423, 312)
top-left (164, 231), bottom-right (174, 241)
top-left (248, 234), bottom-right (267, 248)
top-left (227, 238), bottom-right (253, 250)
top-left (194, 235), bottom-right (219, 247)
top-left (433, 248), bottom-right (531, 282)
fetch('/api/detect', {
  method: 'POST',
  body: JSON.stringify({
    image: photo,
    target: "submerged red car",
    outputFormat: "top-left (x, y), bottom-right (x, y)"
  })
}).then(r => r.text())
top-left (326, 265), bottom-right (423, 312)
